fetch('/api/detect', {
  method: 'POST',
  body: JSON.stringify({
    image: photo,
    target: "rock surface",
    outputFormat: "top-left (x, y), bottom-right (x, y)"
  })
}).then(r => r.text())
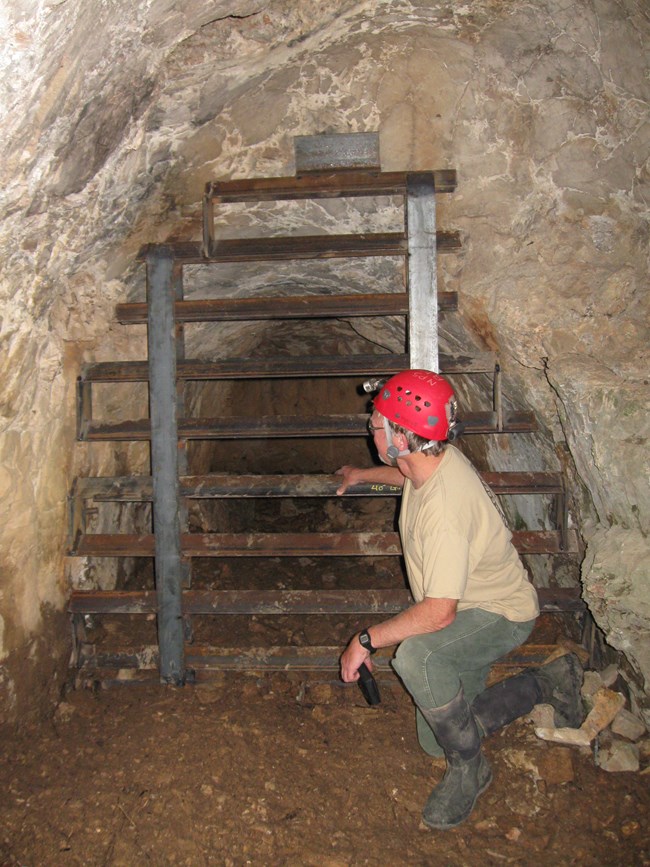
top-left (611, 708), bottom-right (647, 743)
top-left (536, 687), bottom-right (626, 747)
top-left (596, 739), bottom-right (641, 774)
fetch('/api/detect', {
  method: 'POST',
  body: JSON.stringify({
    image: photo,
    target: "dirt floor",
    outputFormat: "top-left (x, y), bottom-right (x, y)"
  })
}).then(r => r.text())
top-left (1, 664), bottom-right (649, 867)
top-left (9, 497), bottom-right (645, 866)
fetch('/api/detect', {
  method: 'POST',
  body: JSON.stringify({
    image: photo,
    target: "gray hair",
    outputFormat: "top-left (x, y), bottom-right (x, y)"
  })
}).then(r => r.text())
top-left (386, 421), bottom-right (447, 457)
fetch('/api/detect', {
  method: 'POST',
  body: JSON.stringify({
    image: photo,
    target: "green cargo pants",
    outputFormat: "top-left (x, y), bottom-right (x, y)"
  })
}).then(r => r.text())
top-left (392, 607), bottom-right (536, 757)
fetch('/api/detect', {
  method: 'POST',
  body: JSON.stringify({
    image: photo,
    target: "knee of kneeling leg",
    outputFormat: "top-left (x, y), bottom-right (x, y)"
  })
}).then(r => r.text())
top-left (392, 636), bottom-right (425, 681)
top-left (393, 636), bottom-right (458, 699)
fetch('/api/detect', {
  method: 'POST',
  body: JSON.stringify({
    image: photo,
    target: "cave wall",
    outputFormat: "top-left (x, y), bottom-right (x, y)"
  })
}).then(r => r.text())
top-left (0, 0), bottom-right (647, 725)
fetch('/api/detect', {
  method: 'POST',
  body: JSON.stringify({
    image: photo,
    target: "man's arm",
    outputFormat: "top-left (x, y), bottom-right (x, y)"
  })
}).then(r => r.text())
top-left (340, 597), bottom-right (457, 682)
top-left (335, 464), bottom-right (405, 495)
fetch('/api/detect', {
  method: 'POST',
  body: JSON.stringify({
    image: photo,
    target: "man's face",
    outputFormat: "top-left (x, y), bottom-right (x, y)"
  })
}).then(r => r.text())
top-left (367, 411), bottom-right (390, 464)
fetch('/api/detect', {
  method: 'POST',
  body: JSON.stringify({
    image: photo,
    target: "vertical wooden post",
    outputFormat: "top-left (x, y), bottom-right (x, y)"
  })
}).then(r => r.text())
top-left (147, 248), bottom-right (185, 684)
top-left (406, 173), bottom-right (438, 372)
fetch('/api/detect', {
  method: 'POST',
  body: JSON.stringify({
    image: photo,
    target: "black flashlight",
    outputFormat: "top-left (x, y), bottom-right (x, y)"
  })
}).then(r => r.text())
top-left (358, 662), bottom-right (381, 706)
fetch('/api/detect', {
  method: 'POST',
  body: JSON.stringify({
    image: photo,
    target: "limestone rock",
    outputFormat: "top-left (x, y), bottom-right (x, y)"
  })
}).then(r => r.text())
top-left (547, 358), bottom-right (650, 534)
top-left (536, 688), bottom-right (625, 747)
top-left (582, 671), bottom-right (605, 699)
top-left (596, 739), bottom-right (640, 773)
top-left (611, 708), bottom-right (646, 743)
top-left (528, 703), bottom-right (556, 728)
top-left (573, 687), bottom-right (625, 741)
top-left (598, 665), bottom-right (620, 689)
top-left (581, 526), bottom-right (650, 726)
top-left (535, 726), bottom-right (591, 749)
top-left (501, 748), bottom-right (541, 781)
top-left (53, 701), bottom-right (75, 723)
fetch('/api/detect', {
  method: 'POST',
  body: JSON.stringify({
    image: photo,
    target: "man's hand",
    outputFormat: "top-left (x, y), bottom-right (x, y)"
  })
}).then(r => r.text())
top-left (340, 599), bottom-right (458, 684)
top-left (335, 465), bottom-right (363, 495)
top-left (335, 465), bottom-right (405, 495)
top-left (340, 632), bottom-right (372, 682)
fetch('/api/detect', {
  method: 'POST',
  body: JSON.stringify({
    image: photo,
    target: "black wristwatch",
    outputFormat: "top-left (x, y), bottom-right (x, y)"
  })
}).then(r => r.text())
top-left (358, 628), bottom-right (377, 655)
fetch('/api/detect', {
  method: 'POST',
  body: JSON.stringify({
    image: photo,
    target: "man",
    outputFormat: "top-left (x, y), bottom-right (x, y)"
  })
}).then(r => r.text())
top-left (337, 369), bottom-right (584, 831)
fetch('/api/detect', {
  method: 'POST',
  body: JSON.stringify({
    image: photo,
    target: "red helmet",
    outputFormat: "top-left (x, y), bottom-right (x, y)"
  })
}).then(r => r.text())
top-left (373, 369), bottom-right (456, 441)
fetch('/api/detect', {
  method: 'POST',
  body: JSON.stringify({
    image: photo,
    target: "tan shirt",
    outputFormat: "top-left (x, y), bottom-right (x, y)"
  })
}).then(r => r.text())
top-left (399, 447), bottom-right (539, 622)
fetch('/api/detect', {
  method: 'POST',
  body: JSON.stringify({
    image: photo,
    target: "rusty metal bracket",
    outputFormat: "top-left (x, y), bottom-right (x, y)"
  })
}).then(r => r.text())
top-left (493, 363), bottom-right (503, 432)
top-left (76, 376), bottom-right (92, 440)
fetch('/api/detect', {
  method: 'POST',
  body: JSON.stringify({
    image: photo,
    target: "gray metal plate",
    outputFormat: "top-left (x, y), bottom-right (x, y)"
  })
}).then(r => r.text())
top-left (294, 133), bottom-right (380, 172)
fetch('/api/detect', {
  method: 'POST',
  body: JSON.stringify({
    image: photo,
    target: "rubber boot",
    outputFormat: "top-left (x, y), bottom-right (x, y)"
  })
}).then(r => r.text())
top-left (472, 652), bottom-right (585, 736)
top-left (416, 708), bottom-right (445, 757)
top-left (419, 689), bottom-right (492, 830)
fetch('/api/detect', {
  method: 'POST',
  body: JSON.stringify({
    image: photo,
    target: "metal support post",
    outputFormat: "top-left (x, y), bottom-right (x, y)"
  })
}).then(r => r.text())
top-left (147, 248), bottom-right (186, 684)
top-left (172, 263), bottom-right (193, 597)
top-left (406, 173), bottom-right (438, 372)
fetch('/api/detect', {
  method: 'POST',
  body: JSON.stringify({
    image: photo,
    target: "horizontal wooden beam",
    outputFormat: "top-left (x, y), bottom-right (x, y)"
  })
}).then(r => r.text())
top-left (80, 351), bottom-right (496, 383)
top-left (72, 528), bottom-right (578, 557)
top-left (75, 531), bottom-right (403, 557)
top-left (73, 642), bottom-right (577, 675)
top-left (204, 169), bottom-right (457, 202)
top-left (70, 588), bottom-right (411, 615)
top-left (71, 470), bottom-right (562, 502)
top-left (69, 586), bottom-right (584, 616)
top-left (80, 411), bottom-right (537, 442)
top-left (136, 231), bottom-right (460, 264)
top-left (116, 292), bottom-right (458, 324)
